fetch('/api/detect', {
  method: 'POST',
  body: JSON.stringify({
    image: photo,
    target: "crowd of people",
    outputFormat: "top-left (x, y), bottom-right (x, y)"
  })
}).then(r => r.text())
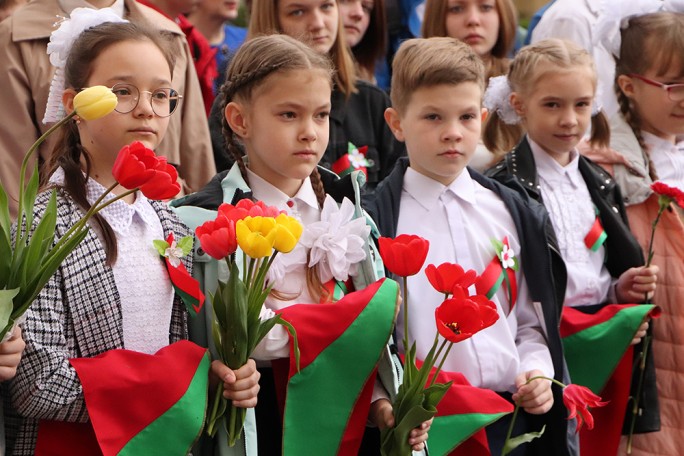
top-left (0, 0), bottom-right (682, 455)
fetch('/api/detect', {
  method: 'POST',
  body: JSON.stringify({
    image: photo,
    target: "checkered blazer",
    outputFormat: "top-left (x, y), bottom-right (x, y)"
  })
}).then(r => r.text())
top-left (5, 188), bottom-right (192, 455)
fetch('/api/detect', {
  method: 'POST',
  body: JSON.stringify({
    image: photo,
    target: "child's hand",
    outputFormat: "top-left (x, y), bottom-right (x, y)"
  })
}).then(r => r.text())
top-left (512, 370), bottom-right (554, 415)
top-left (631, 320), bottom-right (650, 345)
top-left (210, 359), bottom-right (260, 408)
top-left (0, 326), bottom-right (25, 381)
top-left (369, 398), bottom-right (432, 451)
top-left (616, 265), bottom-right (659, 303)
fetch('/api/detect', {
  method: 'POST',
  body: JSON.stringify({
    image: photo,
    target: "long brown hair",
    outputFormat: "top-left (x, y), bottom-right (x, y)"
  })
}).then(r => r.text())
top-left (220, 35), bottom-right (338, 301)
top-left (248, 0), bottom-right (358, 97)
top-left (349, 0), bottom-right (387, 81)
top-left (483, 38), bottom-right (610, 159)
top-left (615, 12), bottom-right (684, 181)
top-left (42, 21), bottom-right (176, 265)
top-left (421, 0), bottom-right (516, 80)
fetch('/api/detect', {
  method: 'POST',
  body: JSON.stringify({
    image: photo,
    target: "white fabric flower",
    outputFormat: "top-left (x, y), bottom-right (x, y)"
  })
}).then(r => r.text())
top-left (500, 243), bottom-right (515, 269)
top-left (164, 241), bottom-right (184, 268)
top-left (267, 195), bottom-right (370, 288)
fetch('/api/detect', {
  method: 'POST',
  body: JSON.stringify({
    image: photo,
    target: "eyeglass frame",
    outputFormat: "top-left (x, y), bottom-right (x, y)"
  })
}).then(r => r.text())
top-left (86, 83), bottom-right (184, 117)
top-left (627, 74), bottom-right (684, 102)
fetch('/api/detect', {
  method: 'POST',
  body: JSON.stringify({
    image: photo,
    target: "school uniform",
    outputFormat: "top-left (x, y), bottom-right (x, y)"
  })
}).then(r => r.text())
top-left (487, 136), bottom-right (660, 436)
top-left (368, 157), bottom-right (573, 456)
top-left (5, 177), bottom-right (191, 456)
top-left (172, 164), bottom-right (404, 456)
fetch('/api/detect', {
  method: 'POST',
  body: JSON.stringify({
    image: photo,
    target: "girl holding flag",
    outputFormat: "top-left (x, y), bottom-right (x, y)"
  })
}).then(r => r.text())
top-left (485, 38), bottom-right (659, 456)
top-left (5, 12), bottom-right (259, 456)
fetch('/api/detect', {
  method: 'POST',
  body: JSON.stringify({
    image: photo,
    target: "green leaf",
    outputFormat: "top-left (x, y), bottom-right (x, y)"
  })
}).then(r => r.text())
top-left (0, 288), bottom-right (20, 337)
top-left (18, 191), bottom-right (57, 289)
top-left (0, 224), bottom-right (12, 289)
top-left (276, 317), bottom-right (300, 372)
top-left (177, 236), bottom-right (194, 256)
top-left (20, 162), bottom-right (40, 232)
top-left (502, 425), bottom-right (546, 456)
top-left (153, 239), bottom-right (170, 256)
top-left (0, 184), bottom-right (11, 251)
top-left (490, 237), bottom-right (504, 253)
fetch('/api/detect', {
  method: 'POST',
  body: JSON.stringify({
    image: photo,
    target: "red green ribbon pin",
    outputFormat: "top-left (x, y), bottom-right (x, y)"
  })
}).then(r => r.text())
top-left (332, 142), bottom-right (374, 178)
top-left (475, 237), bottom-right (518, 314)
top-left (153, 233), bottom-right (205, 314)
top-left (584, 208), bottom-right (607, 252)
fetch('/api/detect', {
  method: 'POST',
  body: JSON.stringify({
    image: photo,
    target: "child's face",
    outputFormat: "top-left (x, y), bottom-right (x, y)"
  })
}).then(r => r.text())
top-left (445, 0), bottom-right (499, 59)
top-left (278, 0), bottom-right (339, 54)
top-left (512, 67), bottom-right (594, 164)
top-left (619, 65), bottom-right (684, 143)
top-left (227, 69), bottom-right (331, 196)
top-left (338, 0), bottom-right (373, 48)
top-left (68, 40), bottom-right (172, 172)
top-left (385, 82), bottom-right (484, 186)
top-left (197, 0), bottom-right (240, 21)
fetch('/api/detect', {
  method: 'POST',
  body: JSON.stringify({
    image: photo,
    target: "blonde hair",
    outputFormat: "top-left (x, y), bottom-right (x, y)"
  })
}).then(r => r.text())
top-left (615, 12), bottom-right (684, 180)
top-left (390, 37), bottom-right (485, 114)
top-left (483, 38), bottom-right (610, 157)
top-left (248, 0), bottom-right (358, 97)
top-left (421, 0), bottom-right (516, 80)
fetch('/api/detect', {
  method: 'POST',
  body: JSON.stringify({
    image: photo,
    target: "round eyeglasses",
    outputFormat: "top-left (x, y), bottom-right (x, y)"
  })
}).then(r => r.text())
top-left (109, 83), bottom-right (183, 117)
top-left (628, 74), bottom-right (684, 102)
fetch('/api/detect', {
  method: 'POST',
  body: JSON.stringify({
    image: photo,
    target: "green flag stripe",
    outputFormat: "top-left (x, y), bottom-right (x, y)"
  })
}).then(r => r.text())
top-left (485, 272), bottom-right (505, 300)
top-left (283, 280), bottom-right (396, 455)
top-left (589, 231), bottom-right (608, 252)
top-left (563, 305), bottom-right (652, 394)
top-left (174, 287), bottom-right (200, 311)
top-left (429, 412), bottom-right (509, 456)
top-left (118, 352), bottom-right (210, 455)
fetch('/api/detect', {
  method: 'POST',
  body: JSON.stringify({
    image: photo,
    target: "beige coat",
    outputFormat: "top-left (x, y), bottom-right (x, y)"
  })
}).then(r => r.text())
top-left (611, 114), bottom-right (684, 456)
top-left (0, 0), bottom-right (216, 217)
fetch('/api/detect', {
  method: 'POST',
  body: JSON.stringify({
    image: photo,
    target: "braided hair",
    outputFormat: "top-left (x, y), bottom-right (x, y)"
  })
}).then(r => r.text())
top-left (218, 34), bottom-right (334, 208)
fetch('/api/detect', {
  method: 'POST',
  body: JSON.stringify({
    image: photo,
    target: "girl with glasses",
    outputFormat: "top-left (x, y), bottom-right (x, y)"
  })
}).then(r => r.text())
top-left (5, 14), bottom-right (259, 456)
top-left (608, 11), bottom-right (684, 456)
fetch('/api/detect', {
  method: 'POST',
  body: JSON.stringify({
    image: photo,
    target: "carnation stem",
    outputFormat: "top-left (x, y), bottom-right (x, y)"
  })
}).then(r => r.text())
top-left (626, 334), bottom-right (651, 454)
top-left (15, 111), bottom-right (76, 250)
top-left (644, 205), bottom-right (664, 300)
top-left (502, 402), bottom-right (520, 456)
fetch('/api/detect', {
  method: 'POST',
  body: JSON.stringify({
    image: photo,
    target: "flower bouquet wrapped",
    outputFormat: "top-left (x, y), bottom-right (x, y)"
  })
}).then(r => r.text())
top-left (0, 86), bottom-right (180, 341)
top-left (196, 200), bottom-right (302, 446)
top-left (377, 234), bottom-right (499, 456)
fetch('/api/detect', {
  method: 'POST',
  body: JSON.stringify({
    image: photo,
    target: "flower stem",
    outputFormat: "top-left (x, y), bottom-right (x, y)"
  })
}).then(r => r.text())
top-left (206, 383), bottom-right (224, 437)
top-left (430, 341), bottom-right (454, 387)
top-left (15, 111), bottom-right (76, 250)
top-left (626, 334), bottom-right (651, 454)
top-left (502, 402), bottom-right (520, 456)
top-left (402, 276), bottom-right (409, 355)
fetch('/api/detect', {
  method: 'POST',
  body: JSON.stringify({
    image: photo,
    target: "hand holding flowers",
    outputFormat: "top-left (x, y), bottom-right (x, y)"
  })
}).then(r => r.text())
top-left (196, 199), bottom-right (302, 446)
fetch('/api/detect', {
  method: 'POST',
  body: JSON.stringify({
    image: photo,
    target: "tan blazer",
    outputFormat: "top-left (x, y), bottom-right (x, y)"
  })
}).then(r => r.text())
top-left (0, 0), bottom-right (216, 217)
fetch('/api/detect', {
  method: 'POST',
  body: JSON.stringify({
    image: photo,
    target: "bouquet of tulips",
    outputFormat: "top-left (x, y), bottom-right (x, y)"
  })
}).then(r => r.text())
top-left (377, 235), bottom-right (499, 456)
top-left (195, 200), bottom-right (302, 446)
top-left (0, 86), bottom-right (180, 341)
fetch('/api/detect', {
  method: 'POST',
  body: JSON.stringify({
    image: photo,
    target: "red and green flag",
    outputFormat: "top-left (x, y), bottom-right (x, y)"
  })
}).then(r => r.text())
top-left (331, 142), bottom-right (374, 178)
top-left (560, 304), bottom-right (660, 456)
top-left (276, 278), bottom-right (397, 456)
top-left (420, 364), bottom-right (513, 456)
top-left (583, 213), bottom-right (607, 252)
top-left (36, 340), bottom-right (210, 455)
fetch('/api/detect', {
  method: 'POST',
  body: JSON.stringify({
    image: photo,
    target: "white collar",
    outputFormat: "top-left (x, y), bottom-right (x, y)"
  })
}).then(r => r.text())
top-left (246, 169), bottom-right (319, 213)
top-left (529, 137), bottom-right (583, 188)
top-left (403, 166), bottom-right (477, 211)
top-left (642, 131), bottom-right (681, 153)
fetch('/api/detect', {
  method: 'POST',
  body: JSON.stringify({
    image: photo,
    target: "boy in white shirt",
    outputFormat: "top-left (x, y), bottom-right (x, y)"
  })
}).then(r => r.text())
top-left (367, 37), bottom-right (574, 456)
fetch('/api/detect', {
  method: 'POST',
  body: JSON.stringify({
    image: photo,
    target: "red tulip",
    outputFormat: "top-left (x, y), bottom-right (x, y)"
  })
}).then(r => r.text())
top-left (562, 384), bottom-right (608, 432)
top-left (425, 262), bottom-right (478, 296)
top-left (218, 200), bottom-right (283, 224)
top-left (378, 235), bottom-right (429, 277)
top-left (139, 157), bottom-right (181, 200)
top-left (112, 141), bottom-right (158, 188)
top-left (434, 294), bottom-right (499, 343)
top-left (195, 214), bottom-right (238, 260)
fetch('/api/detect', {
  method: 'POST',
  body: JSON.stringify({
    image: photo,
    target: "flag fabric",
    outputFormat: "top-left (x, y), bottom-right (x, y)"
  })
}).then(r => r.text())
top-left (420, 363), bottom-right (513, 456)
top-left (36, 340), bottom-right (210, 456)
top-left (276, 278), bottom-right (397, 456)
top-left (331, 143), bottom-right (373, 178)
top-left (560, 304), bottom-right (660, 456)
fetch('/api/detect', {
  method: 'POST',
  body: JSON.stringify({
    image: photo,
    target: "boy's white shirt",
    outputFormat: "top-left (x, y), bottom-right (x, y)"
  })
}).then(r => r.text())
top-left (528, 138), bottom-right (615, 307)
top-left (396, 167), bottom-right (553, 393)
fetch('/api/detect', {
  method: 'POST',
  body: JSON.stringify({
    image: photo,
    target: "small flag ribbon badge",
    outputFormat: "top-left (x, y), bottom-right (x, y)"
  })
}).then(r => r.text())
top-left (475, 236), bottom-right (518, 314)
top-left (35, 341), bottom-right (210, 456)
top-left (584, 209), bottom-right (607, 252)
top-left (332, 142), bottom-right (374, 178)
top-left (157, 232), bottom-right (205, 314)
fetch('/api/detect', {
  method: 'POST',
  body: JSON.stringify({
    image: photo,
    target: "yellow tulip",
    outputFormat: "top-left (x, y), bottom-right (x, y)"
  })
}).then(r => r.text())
top-left (273, 214), bottom-right (303, 253)
top-left (236, 217), bottom-right (276, 258)
top-left (73, 85), bottom-right (118, 121)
